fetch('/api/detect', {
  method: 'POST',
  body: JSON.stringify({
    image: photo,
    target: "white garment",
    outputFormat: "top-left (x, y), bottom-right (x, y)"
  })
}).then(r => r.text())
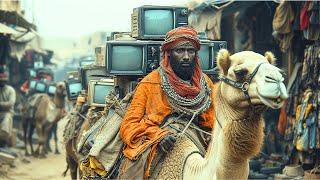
top-left (0, 85), bottom-right (16, 139)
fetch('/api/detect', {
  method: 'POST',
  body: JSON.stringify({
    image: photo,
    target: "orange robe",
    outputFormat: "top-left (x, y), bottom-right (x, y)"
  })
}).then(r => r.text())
top-left (120, 70), bottom-right (216, 161)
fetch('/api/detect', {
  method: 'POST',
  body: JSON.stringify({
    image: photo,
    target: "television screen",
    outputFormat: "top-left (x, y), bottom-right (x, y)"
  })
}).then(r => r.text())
top-left (28, 69), bottom-right (37, 78)
top-left (144, 10), bottom-right (173, 35)
top-left (35, 82), bottom-right (46, 92)
top-left (48, 86), bottom-right (56, 94)
top-left (29, 80), bottom-right (37, 89)
top-left (93, 84), bottom-right (114, 104)
top-left (198, 45), bottom-right (210, 70)
top-left (34, 61), bottom-right (44, 69)
top-left (111, 46), bottom-right (143, 71)
top-left (132, 6), bottom-right (188, 39)
top-left (106, 41), bottom-right (162, 75)
top-left (68, 83), bottom-right (82, 96)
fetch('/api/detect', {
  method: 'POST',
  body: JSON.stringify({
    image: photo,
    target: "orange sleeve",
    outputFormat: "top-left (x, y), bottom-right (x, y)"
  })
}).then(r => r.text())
top-left (20, 80), bottom-right (29, 93)
top-left (120, 83), bottom-right (169, 160)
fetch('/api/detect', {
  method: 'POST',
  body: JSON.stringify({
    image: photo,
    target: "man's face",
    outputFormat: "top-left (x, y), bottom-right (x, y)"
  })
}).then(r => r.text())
top-left (169, 44), bottom-right (196, 81)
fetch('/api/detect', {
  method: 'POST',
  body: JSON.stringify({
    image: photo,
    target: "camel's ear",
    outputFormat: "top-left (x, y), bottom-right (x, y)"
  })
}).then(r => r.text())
top-left (216, 49), bottom-right (230, 75)
top-left (264, 51), bottom-right (276, 65)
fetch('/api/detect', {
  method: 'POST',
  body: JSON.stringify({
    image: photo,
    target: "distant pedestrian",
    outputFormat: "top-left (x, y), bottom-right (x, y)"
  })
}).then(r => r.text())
top-left (0, 66), bottom-right (16, 147)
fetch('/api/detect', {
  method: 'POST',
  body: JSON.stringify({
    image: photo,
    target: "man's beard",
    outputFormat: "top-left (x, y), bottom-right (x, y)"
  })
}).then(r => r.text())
top-left (169, 57), bottom-right (196, 81)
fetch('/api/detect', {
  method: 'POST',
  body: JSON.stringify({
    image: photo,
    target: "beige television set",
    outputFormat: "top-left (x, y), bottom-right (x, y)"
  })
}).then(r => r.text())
top-left (87, 78), bottom-right (115, 107)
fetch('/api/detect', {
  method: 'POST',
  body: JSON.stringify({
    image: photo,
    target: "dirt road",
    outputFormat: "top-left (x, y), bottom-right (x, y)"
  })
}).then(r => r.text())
top-left (3, 118), bottom-right (71, 180)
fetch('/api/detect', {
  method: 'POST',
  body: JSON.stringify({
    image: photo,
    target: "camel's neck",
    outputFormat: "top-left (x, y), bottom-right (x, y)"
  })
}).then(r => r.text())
top-left (215, 84), bottom-right (249, 123)
top-left (213, 83), bottom-right (265, 178)
top-left (53, 93), bottom-right (65, 109)
top-left (183, 83), bottom-right (265, 179)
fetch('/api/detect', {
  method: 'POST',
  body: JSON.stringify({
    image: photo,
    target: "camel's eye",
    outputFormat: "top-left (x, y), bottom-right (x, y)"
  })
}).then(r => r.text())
top-left (234, 68), bottom-right (248, 80)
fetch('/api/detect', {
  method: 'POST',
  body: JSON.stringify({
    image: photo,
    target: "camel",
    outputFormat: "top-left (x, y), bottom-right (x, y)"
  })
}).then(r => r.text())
top-left (63, 91), bottom-right (119, 179)
top-left (154, 49), bottom-right (288, 179)
top-left (63, 102), bottom-right (90, 179)
top-left (63, 104), bottom-right (106, 179)
top-left (23, 81), bottom-right (67, 157)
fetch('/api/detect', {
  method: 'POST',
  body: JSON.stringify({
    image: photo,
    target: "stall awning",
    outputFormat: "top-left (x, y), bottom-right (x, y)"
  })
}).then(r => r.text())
top-left (0, 10), bottom-right (36, 30)
top-left (0, 22), bottom-right (17, 35)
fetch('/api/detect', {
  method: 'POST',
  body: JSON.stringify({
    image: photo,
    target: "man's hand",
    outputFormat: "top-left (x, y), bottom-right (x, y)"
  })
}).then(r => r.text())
top-left (158, 134), bottom-right (176, 153)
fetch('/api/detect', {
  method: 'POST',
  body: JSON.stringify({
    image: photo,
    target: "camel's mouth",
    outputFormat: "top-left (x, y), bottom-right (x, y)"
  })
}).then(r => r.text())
top-left (257, 90), bottom-right (284, 109)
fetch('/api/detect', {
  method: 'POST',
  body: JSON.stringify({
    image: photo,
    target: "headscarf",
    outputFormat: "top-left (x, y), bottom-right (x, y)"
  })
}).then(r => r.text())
top-left (160, 26), bottom-right (202, 99)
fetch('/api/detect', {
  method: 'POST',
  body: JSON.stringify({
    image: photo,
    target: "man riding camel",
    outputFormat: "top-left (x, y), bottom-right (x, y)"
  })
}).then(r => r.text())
top-left (0, 66), bottom-right (16, 148)
top-left (119, 26), bottom-right (216, 178)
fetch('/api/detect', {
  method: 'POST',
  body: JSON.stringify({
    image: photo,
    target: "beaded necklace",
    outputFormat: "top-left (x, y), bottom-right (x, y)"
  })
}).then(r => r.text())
top-left (159, 67), bottom-right (212, 118)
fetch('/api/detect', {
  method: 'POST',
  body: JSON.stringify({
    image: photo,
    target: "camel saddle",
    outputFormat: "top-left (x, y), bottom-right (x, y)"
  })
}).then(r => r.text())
top-left (77, 93), bottom-right (133, 178)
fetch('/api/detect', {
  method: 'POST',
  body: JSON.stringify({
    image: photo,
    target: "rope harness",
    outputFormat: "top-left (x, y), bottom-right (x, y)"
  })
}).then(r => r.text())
top-left (216, 62), bottom-right (266, 128)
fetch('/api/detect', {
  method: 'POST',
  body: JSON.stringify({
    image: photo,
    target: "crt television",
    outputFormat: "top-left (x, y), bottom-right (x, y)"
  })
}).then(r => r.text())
top-left (106, 40), bottom-right (162, 75)
top-left (66, 71), bottom-right (79, 80)
top-left (80, 66), bottom-right (108, 90)
top-left (34, 81), bottom-right (47, 93)
top-left (27, 69), bottom-right (37, 79)
top-left (88, 79), bottom-right (115, 107)
top-left (131, 5), bottom-right (188, 39)
top-left (47, 84), bottom-right (57, 96)
top-left (65, 79), bottom-right (82, 101)
top-left (29, 80), bottom-right (37, 90)
top-left (198, 40), bottom-right (227, 75)
top-left (34, 61), bottom-right (44, 69)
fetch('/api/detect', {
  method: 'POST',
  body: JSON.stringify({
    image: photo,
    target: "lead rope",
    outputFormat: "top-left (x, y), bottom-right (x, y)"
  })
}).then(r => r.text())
top-left (180, 112), bottom-right (197, 135)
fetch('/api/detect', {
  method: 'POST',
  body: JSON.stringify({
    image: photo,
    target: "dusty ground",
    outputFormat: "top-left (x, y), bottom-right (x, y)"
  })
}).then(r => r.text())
top-left (2, 118), bottom-right (71, 180)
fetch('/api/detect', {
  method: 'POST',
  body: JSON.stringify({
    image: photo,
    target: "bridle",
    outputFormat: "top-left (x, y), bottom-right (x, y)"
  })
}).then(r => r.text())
top-left (218, 62), bottom-right (266, 109)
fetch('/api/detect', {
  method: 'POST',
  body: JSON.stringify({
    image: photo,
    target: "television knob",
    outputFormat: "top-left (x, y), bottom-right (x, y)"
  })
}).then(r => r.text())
top-left (181, 9), bottom-right (188, 16)
top-left (149, 63), bottom-right (158, 70)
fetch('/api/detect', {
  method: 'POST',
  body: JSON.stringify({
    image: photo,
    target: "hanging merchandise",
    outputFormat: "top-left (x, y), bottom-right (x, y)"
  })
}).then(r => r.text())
top-left (302, 1), bottom-right (320, 40)
top-left (283, 42), bottom-right (320, 164)
top-left (294, 90), bottom-right (317, 152)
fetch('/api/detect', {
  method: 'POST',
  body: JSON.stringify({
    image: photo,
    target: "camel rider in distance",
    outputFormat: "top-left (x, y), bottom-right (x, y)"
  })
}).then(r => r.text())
top-left (20, 68), bottom-right (53, 121)
top-left (0, 66), bottom-right (16, 148)
top-left (119, 26), bottom-right (216, 179)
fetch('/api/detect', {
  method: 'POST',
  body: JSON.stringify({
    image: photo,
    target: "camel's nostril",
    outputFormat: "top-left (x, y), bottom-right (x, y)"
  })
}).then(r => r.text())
top-left (265, 76), bottom-right (277, 83)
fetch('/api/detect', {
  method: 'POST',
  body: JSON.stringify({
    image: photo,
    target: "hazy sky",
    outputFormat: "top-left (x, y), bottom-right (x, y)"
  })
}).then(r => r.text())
top-left (26, 0), bottom-right (189, 38)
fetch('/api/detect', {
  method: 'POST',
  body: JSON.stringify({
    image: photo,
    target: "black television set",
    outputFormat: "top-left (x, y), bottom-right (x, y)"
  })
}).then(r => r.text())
top-left (80, 66), bottom-right (108, 90)
top-left (106, 40), bottom-right (162, 75)
top-left (131, 5), bottom-right (188, 39)
top-left (27, 69), bottom-right (37, 79)
top-left (66, 71), bottom-right (79, 80)
top-left (88, 79), bottom-right (115, 107)
top-left (35, 81), bottom-right (47, 93)
top-left (198, 40), bottom-right (227, 74)
top-left (47, 84), bottom-right (56, 95)
top-left (66, 79), bottom-right (82, 101)
top-left (29, 80), bottom-right (37, 90)
top-left (34, 61), bottom-right (44, 69)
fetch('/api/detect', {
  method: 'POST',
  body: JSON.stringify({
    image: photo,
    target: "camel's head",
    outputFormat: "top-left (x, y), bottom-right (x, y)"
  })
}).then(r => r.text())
top-left (55, 81), bottom-right (67, 98)
top-left (217, 49), bottom-right (288, 110)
